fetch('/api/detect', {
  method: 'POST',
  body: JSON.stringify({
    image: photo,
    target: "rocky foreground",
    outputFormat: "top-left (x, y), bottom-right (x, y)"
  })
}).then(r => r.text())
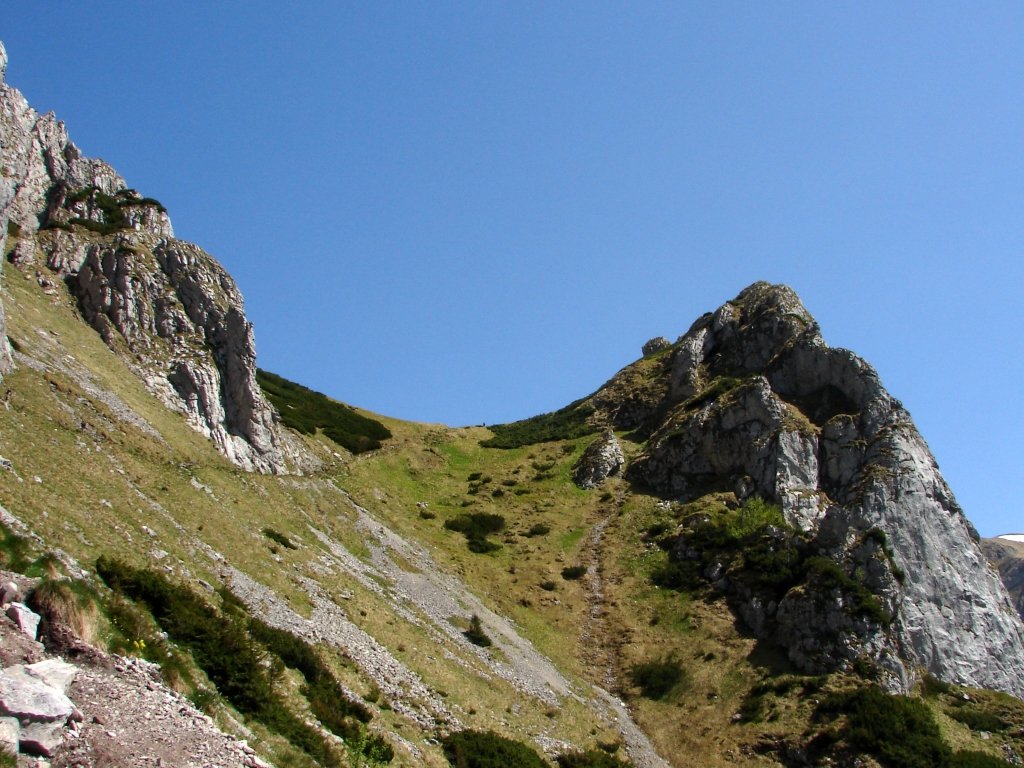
top-left (0, 572), bottom-right (267, 768)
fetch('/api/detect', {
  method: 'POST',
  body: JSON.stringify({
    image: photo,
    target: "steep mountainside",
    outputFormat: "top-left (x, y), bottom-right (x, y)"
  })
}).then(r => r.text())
top-left (583, 283), bottom-right (1024, 697)
top-left (0, 42), bottom-right (296, 474)
top-left (1, 40), bottom-right (1024, 768)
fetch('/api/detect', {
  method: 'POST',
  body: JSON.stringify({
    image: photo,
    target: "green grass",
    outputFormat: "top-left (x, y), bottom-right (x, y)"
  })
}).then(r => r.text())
top-left (256, 369), bottom-right (391, 454)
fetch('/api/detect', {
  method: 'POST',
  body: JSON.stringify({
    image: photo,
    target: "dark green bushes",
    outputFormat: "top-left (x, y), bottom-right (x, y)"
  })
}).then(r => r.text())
top-left (947, 707), bottom-right (1007, 732)
top-left (95, 557), bottom-right (389, 766)
top-left (440, 730), bottom-right (547, 768)
top-left (256, 369), bottom-right (391, 454)
top-left (525, 523), bottom-right (550, 537)
top-left (811, 686), bottom-right (1014, 768)
top-left (561, 565), bottom-right (587, 580)
top-left (463, 615), bottom-right (492, 647)
top-left (444, 513), bottom-right (506, 553)
top-left (629, 655), bottom-right (687, 700)
top-left (261, 528), bottom-right (298, 550)
top-left (556, 749), bottom-right (632, 768)
top-left (480, 399), bottom-right (598, 449)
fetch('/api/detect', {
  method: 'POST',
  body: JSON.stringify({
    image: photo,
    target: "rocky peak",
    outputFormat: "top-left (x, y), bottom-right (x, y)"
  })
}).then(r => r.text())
top-left (593, 282), bottom-right (1024, 697)
top-left (0, 42), bottom-right (299, 473)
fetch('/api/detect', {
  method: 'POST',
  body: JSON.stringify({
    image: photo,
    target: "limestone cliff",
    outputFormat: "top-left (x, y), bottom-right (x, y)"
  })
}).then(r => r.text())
top-left (595, 283), bottom-right (1024, 697)
top-left (0, 42), bottom-right (295, 473)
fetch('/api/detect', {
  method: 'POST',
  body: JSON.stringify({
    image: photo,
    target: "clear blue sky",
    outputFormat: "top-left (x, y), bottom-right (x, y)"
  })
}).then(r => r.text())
top-left (3, 3), bottom-right (1022, 536)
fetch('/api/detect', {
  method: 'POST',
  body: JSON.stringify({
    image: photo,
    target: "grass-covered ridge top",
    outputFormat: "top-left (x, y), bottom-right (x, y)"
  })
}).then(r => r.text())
top-left (480, 397), bottom-right (598, 449)
top-left (256, 368), bottom-right (391, 454)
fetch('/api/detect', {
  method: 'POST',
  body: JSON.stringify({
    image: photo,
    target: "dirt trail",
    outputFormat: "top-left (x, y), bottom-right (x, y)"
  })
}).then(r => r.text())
top-left (578, 514), bottom-right (618, 690)
top-left (578, 511), bottom-right (673, 768)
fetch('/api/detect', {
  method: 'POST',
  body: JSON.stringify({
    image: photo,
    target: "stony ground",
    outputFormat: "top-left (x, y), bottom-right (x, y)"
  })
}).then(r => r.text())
top-left (0, 573), bottom-right (266, 768)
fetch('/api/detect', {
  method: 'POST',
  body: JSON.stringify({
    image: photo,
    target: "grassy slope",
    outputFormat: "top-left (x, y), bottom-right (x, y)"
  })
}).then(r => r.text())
top-left (1, 247), bottom-right (1021, 767)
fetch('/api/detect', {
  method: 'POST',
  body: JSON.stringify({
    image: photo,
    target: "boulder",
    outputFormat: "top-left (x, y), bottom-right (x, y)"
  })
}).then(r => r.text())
top-left (24, 659), bottom-right (77, 695)
top-left (642, 337), bottom-right (671, 356)
top-left (0, 716), bottom-right (18, 755)
top-left (6, 602), bottom-right (40, 639)
top-left (573, 431), bottom-right (625, 489)
top-left (0, 666), bottom-right (75, 721)
top-left (19, 720), bottom-right (64, 757)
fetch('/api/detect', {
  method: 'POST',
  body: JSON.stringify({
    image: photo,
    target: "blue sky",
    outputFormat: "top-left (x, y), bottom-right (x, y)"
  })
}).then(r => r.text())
top-left (3, 3), bottom-right (1022, 536)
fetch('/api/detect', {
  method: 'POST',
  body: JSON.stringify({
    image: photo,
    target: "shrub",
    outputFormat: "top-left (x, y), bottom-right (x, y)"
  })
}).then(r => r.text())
top-left (947, 752), bottom-right (1016, 768)
top-left (814, 686), bottom-right (948, 768)
top-left (630, 655), bottom-right (687, 700)
top-left (525, 523), bottom-right (550, 537)
top-left (921, 674), bottom-right (954, 697)
top-left (27, 579), bottom-right (99, 644)
top-left (256, 369), bottom-right (391, 454)
top-left (948, 708), bottom-right (1007, 732)
top-left (561, 566), bottom-right (587, 581)
top-left (539, 581), bottom-right (557, 592)
top-left (557, 750), bottom-right (633, 768)
top-left (262, 528), bottom-right (298, 550)
top-left (441, 730), bottom-right (547, 768)
top-left (445, 513), bottom-right (506, 554)
top-left (463, 615), bottom-right (492, 647)
top-left (480, 399), bottom-right (598, 449)
top-left (0, 523), bottom-right (32, 572)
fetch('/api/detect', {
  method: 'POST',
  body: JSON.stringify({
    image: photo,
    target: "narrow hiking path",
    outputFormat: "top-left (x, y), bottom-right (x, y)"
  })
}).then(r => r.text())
top-left (579, 513), bottom-right (619, 691)
top-left (578, 508), bottom-right (674, 768)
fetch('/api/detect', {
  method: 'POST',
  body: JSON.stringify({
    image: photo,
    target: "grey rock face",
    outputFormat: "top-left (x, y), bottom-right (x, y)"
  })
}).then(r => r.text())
top-left (623, 282), bottom-right (1024, 697)
top-left (573, 431), bottom-right (625, 489)
top-left (0, 42), bottom-right (296, 473)
top-left (982, 537), bottom-right (1024, 621)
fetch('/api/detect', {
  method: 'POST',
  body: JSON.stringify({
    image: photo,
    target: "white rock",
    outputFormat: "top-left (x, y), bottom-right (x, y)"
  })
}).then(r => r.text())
top-left (24, 660), bottom-right (78, 695)
top-left (0, 716), bottom-right (19, 754)
top-left (0, 667), bottom-right (75, 721)
top-left (6, 602), bottom-right (40, 639)
top-left (19, 720), bottom-right (65, 757)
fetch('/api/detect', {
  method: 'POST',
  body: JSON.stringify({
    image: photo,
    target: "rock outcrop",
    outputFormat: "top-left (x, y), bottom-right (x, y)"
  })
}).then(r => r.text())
top-left (0, 41), bottom-right (294, 473)
top-left (572, 430), bottom-right (625, 489)
top-left (605, 282), bottom-right (1024, 697)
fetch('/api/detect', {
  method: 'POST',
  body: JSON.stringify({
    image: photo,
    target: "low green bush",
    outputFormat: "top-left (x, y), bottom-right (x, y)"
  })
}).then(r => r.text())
top-left (630, 655), bottom-right (687, 700)
top-left (561, 565), bottom-right (587, 580)
top-left (556, 749), bottom-right (633, 768)
top-left (480, 399), bottom-right (598, 449)
top-left (256, 369), bottom-right (391, 454)
top-left (261, 528), bottom-right (298, 550)
top-left (525, 523), bottom-right (550, 537)
top-left (445, 513), bottom-right (506, 553)
top-left (463, 615), bottom-right (492, 647)
top-left (441, 730), bottom-right (547, 768)
top-left (948, 708), bottom-right (1007, 732)
top-left (814, 686), bottom-right (947, 768)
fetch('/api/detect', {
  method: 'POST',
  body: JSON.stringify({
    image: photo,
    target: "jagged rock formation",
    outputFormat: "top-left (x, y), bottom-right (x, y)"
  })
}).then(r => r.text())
top-left (573, 430), bottom-right (625, 489)
top-left (983, 536), bottom-right (1024, 622)
top-left (593, 282), bottom-right (1024, 697)
top-left (0, 42), bottom-right (294, 473)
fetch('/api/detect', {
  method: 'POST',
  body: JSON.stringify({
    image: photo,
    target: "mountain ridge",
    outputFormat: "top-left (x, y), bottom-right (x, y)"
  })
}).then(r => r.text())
top-left (1, 39), bottom-right (1024, 768)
